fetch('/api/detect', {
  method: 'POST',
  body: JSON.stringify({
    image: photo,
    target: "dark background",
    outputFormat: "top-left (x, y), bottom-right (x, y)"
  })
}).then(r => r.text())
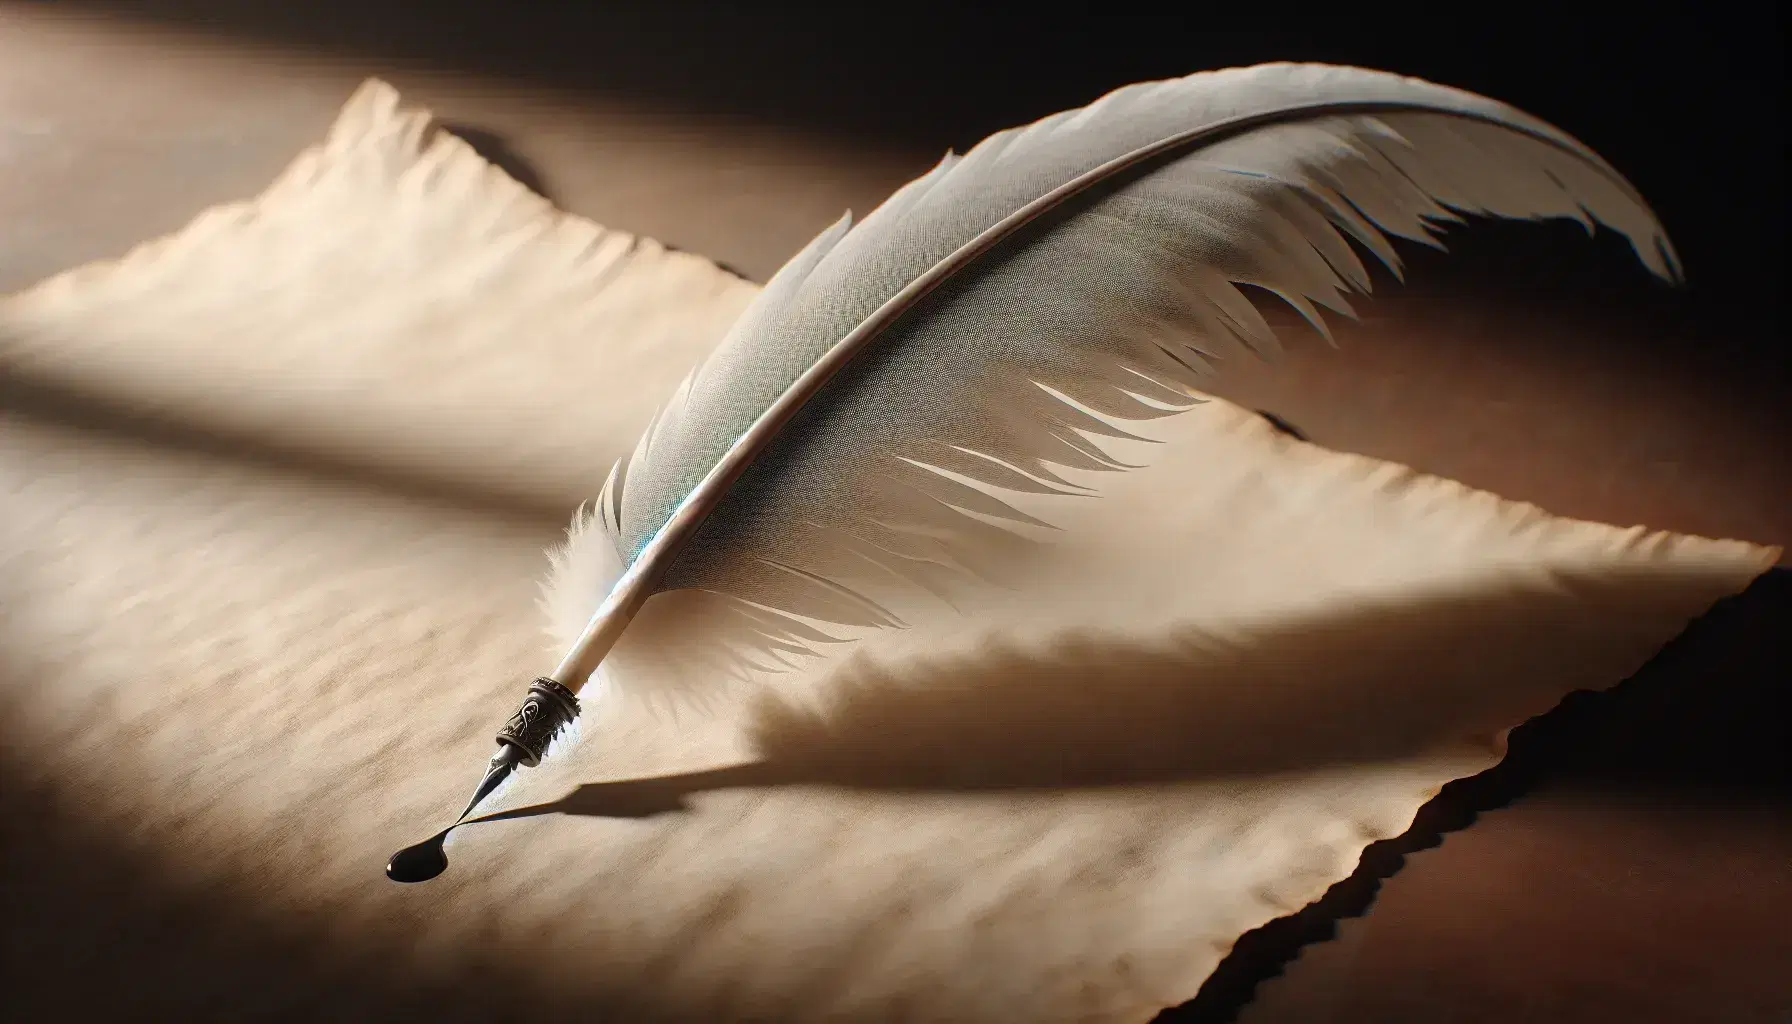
top-left (37, 2), bottom-right (1789, 321)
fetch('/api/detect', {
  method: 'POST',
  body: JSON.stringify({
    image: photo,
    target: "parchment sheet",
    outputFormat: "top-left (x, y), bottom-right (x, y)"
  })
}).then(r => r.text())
top-left (0, 81), bottom-right (1777, 1023)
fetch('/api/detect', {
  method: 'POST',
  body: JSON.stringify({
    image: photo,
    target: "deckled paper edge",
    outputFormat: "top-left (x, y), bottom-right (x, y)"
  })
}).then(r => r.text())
top-left (1, 78), bottom-right (750, 312)
top-left (1225, 408), bottom-right (1783, 569)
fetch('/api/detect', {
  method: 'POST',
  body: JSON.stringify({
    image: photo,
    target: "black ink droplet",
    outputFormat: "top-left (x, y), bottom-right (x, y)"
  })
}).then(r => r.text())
top-left (386, 832), bottom-right (449, 883)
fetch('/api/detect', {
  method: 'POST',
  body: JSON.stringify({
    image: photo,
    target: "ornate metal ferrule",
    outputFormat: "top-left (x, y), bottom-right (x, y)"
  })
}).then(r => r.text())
top-left (495, 677), bottom-right (581, 767)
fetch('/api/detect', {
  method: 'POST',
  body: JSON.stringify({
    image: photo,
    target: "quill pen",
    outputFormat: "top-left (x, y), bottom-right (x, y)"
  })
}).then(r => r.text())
top-left (389, 62), bottom-right (1674, 881)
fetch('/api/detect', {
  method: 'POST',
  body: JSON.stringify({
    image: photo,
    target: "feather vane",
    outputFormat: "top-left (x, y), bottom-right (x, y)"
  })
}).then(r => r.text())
top-left (540, 63), bottom-right (1677, 703)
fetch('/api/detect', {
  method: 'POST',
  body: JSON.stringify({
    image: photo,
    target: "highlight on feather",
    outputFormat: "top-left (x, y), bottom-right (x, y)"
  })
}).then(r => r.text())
top-left (541, 62), bottom-right (1678, 707)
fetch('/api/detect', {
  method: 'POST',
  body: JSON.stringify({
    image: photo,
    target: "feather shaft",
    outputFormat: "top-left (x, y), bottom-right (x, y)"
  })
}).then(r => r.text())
top-left (557, 99), bottom-right (1649, 691)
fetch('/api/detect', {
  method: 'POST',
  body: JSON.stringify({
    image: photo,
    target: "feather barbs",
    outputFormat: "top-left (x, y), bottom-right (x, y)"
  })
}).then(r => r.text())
top-left (541, 63), bottom-right (1679, 704)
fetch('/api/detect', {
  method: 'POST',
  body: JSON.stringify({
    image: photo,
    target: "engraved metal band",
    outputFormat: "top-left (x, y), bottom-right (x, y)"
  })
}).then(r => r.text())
top-left (495, 677), bottom-right (581, 767)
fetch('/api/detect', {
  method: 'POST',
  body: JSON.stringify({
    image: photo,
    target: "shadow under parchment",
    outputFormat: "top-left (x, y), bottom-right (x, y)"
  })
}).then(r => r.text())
top-left (1170, 567), bottom-right (1792, 1024)
top-left (435, 122), bottom-right (559, 205)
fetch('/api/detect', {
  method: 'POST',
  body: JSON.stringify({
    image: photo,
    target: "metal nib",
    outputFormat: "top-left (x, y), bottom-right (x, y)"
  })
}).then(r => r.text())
top-left (386, 678), bottom-right (583, 883)
top-left (456, 742), bottom-right (525, 823)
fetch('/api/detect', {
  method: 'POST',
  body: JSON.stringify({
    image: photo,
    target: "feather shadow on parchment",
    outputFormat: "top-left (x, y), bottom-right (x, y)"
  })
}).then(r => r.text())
top-left (486, 559), bottom-right (1752, 818)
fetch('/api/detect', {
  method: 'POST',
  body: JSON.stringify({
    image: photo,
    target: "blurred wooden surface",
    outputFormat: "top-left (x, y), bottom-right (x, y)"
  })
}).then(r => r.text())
top-left (1, 6), bottom-right (1786, 1022)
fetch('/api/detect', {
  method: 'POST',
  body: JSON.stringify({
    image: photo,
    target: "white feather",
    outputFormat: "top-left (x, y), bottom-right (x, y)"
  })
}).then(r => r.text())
top-left (541, 63), bottom-right (1677, 705)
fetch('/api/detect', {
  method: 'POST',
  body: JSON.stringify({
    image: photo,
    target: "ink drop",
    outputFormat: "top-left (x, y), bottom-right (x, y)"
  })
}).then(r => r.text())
top-left (386, 831), bottom-right (451, 883)
top-left (388, 742), bottom-right (525, 883)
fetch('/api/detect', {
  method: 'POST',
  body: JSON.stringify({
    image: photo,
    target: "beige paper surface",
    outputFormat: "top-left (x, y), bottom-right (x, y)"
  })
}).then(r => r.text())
top-left (0, 81), bottom-right (1777, 1023)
